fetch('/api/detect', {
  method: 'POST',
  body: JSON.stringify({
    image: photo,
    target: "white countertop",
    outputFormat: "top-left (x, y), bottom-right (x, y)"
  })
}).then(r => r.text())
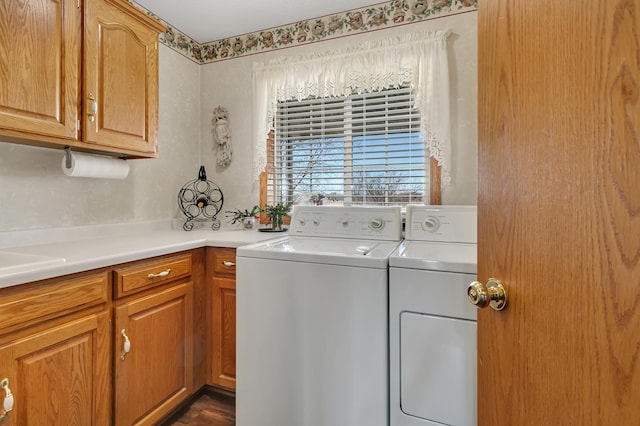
top-left (0, 221), bottom-right (283, 288)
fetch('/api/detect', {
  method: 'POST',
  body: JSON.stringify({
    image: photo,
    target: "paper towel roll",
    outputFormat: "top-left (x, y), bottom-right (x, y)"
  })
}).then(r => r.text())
top-left (62, 152), bottom-right (130, 179)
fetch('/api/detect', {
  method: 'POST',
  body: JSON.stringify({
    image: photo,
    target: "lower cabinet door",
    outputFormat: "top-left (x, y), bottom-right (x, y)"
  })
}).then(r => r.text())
top-left (0, 311), bottom-right (111, 426)
top-left (211, 276), bottom-right (236, 389)
top-left (114, 283), bottom-right (193, 426)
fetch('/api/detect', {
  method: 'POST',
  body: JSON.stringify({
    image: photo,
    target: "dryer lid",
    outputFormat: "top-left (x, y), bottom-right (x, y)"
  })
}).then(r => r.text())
top-left (390, 241), bottom-right (477, 273)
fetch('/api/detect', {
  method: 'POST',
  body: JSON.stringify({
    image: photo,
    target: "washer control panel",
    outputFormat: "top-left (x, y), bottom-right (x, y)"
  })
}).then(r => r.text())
top-left (289, 206), bottom-right (402, 241)
top-left (406, 205), bottom-right (477, 243)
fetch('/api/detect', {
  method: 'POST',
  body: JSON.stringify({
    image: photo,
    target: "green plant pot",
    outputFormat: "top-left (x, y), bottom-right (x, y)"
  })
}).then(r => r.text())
top-left (270, 215), bottom-right (283, 231)
top-left (241, 217), bottom-right (256, 230)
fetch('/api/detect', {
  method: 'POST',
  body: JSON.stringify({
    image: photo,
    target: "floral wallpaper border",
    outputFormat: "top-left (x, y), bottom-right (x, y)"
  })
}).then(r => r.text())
top-left (132, 0), bottom-right (477, 64)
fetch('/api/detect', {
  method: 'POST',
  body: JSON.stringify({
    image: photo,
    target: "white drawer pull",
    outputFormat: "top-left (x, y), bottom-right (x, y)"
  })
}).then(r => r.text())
top-left (120, 329), bottom-right (131, 361)
top-left (0, 378), bottom-right (14, 424)
top-left (223, 261), bottom-right (235, 267)
top-left (147, 269), bottom-right (171, 279)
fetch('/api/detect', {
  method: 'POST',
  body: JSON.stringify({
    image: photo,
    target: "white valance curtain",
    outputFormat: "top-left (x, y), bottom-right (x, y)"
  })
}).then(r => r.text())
top-left (252, 29), bottom-right (452, 185)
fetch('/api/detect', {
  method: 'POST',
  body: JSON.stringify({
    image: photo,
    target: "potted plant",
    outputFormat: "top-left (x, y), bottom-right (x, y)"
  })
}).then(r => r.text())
top-left (262, 202), bottom-right (292, 231)
top-left (226, 205), bottom-right (261, 230)
top-left (309, 192), bottom-right (325, 205)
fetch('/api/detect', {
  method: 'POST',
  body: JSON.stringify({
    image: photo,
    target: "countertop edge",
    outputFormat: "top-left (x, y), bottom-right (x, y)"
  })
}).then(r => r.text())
top-left (0, 229), bottom-right (282, 289)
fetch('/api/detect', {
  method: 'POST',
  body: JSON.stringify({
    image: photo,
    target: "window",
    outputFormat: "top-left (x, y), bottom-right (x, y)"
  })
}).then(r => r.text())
top-left (266, 87), bottom-right (427, 207)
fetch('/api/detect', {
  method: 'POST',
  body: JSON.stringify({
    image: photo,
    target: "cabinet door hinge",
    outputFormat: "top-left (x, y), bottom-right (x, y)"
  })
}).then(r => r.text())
top-left (77, 0), bottom-right (80, 8)
top-left (77, 119), bottom-right (81, 133)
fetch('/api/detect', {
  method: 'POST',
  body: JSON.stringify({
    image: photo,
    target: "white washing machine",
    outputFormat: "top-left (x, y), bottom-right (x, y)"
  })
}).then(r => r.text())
top-left (389, 205), bottom-right (478, 426)
top-left (236, 206), bottom-right (402, 426)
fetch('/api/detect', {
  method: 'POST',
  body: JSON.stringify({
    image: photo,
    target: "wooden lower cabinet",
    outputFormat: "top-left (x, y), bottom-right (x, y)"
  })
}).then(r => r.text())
top-left (211, 276), bottom-right (236, 389)
top-left (0, 271), bottom-right (111, 426)
top-left (114, 282), bottom-right (194, 426)
top-left (207, 248), bottom-right (237, 390)
top-left (0, 249), bottom-right (204, 425)
top-left (0, 311), bottom-right (111, 425)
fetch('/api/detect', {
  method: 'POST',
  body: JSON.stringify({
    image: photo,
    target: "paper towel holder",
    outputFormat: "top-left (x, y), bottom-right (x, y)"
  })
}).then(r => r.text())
top-left (64, 147), bottom-right (127, 165)
top-left (64, 147), bottom-right (72, 169)
top-left (62, 147), bottom-right (130, 179)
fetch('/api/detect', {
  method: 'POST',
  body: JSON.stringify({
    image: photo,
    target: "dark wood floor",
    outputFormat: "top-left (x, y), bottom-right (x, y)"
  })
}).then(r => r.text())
top-left (162, 391), bottom-right (235, 426)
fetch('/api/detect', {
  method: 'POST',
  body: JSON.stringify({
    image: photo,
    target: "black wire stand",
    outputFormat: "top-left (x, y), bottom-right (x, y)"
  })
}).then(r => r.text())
top-left (178, 166), bottom-right (224, 231)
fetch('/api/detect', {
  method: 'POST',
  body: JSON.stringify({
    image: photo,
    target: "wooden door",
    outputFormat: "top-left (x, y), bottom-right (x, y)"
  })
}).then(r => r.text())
top-left (114, 283), bottom-right (193, 426)
top-left (0, 312), bottom-right (111, 426)
top-left (208, 248), bottom-right (237, 390)
top-left (211, 276), bottom-right (236, 389)
top-left (83, 0), bottom-right (163, 156)
top-left (0, 0), bottom-right (80, 140)
top-left (478, 0), bottom-right (640, 424)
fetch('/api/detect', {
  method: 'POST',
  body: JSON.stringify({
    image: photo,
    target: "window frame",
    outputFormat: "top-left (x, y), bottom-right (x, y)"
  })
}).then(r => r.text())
top-left (259, 96), bottom-right (442, 223)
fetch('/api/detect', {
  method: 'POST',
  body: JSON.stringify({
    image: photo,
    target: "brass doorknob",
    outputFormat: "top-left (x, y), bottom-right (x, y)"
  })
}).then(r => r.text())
top-left (467, 278), bottom-right (508, 311)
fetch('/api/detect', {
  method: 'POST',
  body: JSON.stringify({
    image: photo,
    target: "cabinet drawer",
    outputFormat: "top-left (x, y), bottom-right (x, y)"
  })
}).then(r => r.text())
top-left (114, 253), bottom-right (192, 298)
top-left (0, 272), bottom-right (109, 334)
top-left (210, 248), bottom-right (236, 277)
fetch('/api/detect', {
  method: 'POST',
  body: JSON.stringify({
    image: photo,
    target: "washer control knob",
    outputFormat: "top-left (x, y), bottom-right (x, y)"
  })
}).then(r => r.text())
top-left (313, 218), bottom-right (320, 226)
top-left (421, 216), bottom-right (440, 232)
top-left (369, 218), bottom-right (385, 231)
top-left (298, 218), bottom-right (306, 226)
top-left (341, 219), bottom-right (349, 228)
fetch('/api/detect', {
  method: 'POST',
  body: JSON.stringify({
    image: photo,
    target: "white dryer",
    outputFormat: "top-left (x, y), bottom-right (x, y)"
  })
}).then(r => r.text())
top-left (389, 205), bottom-right (477, 426)
top-left (236, 206), bottom-right (402, 426)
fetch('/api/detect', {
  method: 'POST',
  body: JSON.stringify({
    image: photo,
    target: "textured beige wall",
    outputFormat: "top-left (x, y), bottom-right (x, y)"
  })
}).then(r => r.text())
top-left (0, 12), bottom-right (477, 232)
top-left (199, 11), bottom-right (478, 215)
top-left (0, 45), bottom-right (201, 231)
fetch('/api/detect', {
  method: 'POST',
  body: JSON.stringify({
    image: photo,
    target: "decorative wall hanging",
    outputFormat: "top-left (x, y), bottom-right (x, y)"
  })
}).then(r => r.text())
top-left (178, 166), bottom-right (224, 231)
top-left (212, 106), bottom-right (232, 168)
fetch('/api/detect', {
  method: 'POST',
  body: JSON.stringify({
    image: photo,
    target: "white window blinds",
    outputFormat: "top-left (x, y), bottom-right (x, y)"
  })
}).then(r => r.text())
top-left (268, 87), bottom-right (426, 206)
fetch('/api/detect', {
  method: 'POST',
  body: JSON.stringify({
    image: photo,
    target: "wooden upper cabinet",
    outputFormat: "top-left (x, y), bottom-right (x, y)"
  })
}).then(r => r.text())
top-left (0, 0), bottom-right (165, 157)
top-left (0, 0), bottom-right (81, 140)
top-left (84, 0), bottom-right (164, 156)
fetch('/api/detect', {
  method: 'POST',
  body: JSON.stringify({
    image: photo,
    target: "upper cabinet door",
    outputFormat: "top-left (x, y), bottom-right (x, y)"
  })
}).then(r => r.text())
top-left (0, 0), bottom-right (80, 140)
top-left (83, 0), bottom-right (162, 156)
